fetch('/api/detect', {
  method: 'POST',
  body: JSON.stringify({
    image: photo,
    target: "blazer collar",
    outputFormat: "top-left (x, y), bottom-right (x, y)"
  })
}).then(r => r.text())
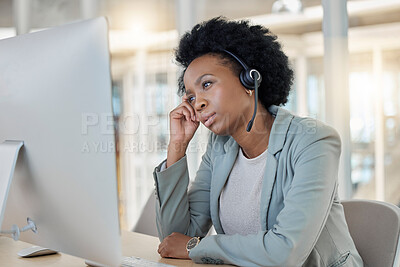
top-left (267, 105), bottom-right (294, 155)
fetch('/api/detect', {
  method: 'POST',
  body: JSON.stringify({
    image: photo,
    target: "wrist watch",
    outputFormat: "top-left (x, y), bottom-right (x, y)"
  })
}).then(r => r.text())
top-left (186, 236), bottom-right (201, 253)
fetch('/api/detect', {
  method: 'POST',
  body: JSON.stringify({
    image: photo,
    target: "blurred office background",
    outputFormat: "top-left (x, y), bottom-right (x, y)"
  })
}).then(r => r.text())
top-left (0, 0), bottom-right (399, 231)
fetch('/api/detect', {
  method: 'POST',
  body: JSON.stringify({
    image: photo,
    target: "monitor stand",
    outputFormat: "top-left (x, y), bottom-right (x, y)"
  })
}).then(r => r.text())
top-left (0, 140), bottom-right (24, 231)
top-left (0, 140), bottom-right (58, 257)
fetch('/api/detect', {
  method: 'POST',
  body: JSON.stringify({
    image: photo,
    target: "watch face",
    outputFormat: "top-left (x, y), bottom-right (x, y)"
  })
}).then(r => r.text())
top-left (187, 237), bottom-right (199, 250)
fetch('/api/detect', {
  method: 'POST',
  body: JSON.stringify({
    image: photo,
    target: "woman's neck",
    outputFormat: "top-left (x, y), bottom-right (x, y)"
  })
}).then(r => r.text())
top-left (232, 106), bottom-right (274, 159)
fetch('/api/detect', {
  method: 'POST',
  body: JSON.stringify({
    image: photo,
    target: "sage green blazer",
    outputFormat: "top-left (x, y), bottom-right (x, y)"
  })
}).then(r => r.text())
top-left (153, 106), bottom-right (363, 267)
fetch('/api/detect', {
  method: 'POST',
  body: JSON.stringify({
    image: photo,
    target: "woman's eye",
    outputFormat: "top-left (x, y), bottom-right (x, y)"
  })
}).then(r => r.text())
top-left (203, 81), bottom-right (211, 88)
top-left (188, 96), bottom-right (195, 103)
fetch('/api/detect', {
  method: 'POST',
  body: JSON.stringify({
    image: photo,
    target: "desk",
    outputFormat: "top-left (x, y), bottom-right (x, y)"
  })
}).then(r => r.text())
top-left (0, 231), bottom-right (226, 266)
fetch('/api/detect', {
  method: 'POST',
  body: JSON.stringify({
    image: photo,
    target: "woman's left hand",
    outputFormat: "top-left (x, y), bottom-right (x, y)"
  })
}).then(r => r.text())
top-left (157, 232), bottom-right (192, 259)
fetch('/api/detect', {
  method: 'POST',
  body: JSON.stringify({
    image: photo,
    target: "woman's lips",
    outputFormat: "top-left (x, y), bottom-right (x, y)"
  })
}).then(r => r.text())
top-left (204, 113), bottom-right (216, 127)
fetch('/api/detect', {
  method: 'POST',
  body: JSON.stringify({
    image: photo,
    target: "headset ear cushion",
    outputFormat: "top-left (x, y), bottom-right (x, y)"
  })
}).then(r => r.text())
top-left (240, 69), bottom-right (262, 90)
top-left (240, 70), bottom-right (255, 90)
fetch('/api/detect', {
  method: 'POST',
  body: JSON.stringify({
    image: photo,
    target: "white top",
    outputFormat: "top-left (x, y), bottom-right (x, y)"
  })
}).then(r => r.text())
top-left (219, 147), bottom-right (268, 235)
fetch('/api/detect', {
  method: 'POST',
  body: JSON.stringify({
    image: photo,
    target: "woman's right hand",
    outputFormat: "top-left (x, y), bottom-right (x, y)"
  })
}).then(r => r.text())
top-left (166, 95), bottom-right (199, 168)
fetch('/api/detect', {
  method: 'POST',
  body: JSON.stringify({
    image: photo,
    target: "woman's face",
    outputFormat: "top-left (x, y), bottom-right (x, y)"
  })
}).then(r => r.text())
top-left (183, 54), bottom-right (253, 136)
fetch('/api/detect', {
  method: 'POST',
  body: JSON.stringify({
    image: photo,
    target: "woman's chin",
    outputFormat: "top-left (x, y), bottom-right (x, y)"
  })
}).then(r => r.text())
top-left (208, 124), bottom-right (231, 136)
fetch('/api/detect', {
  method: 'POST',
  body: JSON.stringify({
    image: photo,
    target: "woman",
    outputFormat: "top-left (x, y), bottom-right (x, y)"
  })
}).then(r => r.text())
top-left (153, 17), bottom-right (363, 266)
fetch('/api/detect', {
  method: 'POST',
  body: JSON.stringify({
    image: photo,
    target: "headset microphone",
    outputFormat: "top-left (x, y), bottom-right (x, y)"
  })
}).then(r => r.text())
top-left (223, 50), bottom-right (262, 132)
top-left (246, 70), bottom-right (260, 132)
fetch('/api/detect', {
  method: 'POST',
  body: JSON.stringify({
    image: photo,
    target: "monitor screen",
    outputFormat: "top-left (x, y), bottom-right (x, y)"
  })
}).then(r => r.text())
top-left (0, 17), bottom-right (121, 267)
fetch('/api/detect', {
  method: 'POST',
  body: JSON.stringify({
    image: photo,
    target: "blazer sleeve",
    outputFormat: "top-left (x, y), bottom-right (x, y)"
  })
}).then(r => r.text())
top-left (188, 124), bottom-right (341, 266)
top-left (153, 135), bottom-right (214, 241)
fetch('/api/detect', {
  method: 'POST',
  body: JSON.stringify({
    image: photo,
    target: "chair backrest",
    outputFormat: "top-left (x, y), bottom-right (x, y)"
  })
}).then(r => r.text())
top-left (132, 192), bottom-right (158, 237)
top-left (341, 199), bottom-right (400, 267)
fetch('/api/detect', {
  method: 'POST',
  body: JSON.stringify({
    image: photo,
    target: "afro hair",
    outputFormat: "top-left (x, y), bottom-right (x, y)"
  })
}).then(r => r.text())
top-left (175, 16), bottom-right (294, 109)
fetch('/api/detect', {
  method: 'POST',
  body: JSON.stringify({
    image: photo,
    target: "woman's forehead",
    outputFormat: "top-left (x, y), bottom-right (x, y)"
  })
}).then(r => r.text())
top-left (184, 54), bottom-right (232, 81)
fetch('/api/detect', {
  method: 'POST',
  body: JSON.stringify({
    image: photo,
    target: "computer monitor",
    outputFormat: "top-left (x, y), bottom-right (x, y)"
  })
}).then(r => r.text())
top-left (0, 17), bottom-right (121, 267)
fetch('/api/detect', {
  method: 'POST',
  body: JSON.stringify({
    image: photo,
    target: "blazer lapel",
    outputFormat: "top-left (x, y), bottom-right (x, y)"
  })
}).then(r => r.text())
top-left (210, 139), bottom-right (239, 234)
top-left (260, 153), bottom-right (278, 231)
top-left (260, 105), bottom-right (294, 230)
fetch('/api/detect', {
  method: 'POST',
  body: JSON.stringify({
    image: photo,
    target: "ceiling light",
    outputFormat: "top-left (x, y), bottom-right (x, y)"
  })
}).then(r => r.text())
top-left (272, 0), bottom-right (303, 14)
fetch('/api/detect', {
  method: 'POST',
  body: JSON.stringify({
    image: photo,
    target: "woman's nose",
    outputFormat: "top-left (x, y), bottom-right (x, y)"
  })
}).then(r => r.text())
top-left (194, 97), bottom-right (207, 111)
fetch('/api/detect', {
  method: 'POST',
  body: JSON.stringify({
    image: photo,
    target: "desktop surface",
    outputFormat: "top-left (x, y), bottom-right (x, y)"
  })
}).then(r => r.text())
top-left (0, 231), bottom-right (227, 267)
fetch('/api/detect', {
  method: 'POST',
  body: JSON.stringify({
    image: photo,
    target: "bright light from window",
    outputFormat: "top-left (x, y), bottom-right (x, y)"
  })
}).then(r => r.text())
top-left (128, 21), bottom-right (146, 37)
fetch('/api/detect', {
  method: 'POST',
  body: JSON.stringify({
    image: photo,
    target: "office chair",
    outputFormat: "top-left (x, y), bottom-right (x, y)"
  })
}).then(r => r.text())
top-left (341, 199), bottom-right (400, 267)
top-left (132, 192), bottom-right (158, 237)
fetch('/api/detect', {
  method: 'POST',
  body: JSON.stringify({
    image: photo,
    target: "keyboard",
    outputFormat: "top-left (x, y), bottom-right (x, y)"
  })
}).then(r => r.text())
top-left (85, 257), bottom-right (175, 267)
top-left (121, 256), bottom-right (175, 267)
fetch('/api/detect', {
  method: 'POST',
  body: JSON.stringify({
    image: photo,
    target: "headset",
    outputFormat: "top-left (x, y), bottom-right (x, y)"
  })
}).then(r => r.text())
top-left (223, 49), bottom-right (262, 132)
